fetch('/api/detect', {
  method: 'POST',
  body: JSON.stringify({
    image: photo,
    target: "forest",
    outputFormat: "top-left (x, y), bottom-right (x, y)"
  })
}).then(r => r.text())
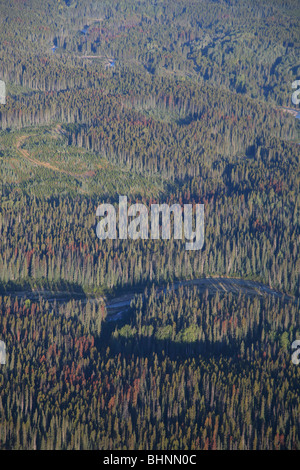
top-left (0, 0), bottom-right (299, 450)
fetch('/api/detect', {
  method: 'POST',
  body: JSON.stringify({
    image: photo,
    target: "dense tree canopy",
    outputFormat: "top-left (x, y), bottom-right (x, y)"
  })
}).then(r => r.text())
top-left (0, 0), bottom-right (299, 450)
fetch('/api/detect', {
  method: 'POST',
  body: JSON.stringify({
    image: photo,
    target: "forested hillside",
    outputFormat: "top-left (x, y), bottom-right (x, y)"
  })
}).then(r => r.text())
top-left (0, 0), bottom-right (299, 450)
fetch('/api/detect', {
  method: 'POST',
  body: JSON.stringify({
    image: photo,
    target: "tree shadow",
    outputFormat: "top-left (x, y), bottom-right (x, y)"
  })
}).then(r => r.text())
top-left (0, 279), bottom-right (89, 303)
top-left (98, 314), bottom-right (248, 363)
